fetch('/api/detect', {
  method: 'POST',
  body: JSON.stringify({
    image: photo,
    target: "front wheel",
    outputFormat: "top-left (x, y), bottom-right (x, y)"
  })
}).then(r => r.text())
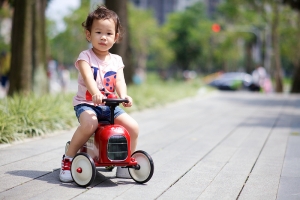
top-left (129, 150), bottom-right (154, 184)
top-left (71, 153), bottom-right (96, 187)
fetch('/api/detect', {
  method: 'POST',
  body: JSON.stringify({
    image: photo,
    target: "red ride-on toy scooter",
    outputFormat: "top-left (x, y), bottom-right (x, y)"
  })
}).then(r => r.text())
top-left (65, 95), bottom-right (154, 187)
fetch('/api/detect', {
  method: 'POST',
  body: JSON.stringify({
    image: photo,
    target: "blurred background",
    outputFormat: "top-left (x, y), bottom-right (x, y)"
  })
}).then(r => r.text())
top-left (1, 0), bottom-right (300, 97)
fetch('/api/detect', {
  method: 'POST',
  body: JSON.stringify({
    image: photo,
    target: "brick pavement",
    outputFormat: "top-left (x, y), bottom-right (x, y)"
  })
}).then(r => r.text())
top-left (0, 91), bottom-right (299, 200)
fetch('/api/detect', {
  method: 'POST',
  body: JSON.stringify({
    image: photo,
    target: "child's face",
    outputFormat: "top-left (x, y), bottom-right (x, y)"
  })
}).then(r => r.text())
top-left (86, 19), bottom-right (118, 53)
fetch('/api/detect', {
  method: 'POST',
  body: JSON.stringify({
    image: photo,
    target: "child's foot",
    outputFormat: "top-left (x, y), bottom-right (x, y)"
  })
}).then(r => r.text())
top-left (59, 155), bottom-right (73, 182)
top-left (116, 167), bottom-right (131, 179)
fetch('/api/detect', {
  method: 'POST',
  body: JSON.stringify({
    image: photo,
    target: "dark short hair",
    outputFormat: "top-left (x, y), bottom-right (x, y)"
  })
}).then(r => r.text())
top-left (82, 5), bottom-right (123, 42)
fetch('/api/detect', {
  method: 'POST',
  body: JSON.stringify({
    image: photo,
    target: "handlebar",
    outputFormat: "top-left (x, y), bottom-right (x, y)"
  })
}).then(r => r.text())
top-left (102, 98), bottom-right (129, 106)
top-left (102, 98), bottom-right (129, 124)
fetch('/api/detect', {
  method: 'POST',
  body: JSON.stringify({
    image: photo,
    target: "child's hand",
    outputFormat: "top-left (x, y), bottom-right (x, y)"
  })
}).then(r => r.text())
top-left (122, 95), bottom-right (133, 107)
top-left (92, 93), bottom-right (104, 106)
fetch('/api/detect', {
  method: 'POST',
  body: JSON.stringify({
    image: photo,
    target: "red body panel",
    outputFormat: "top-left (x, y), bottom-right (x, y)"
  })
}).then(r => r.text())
top-left (79, 123), bottom-right (137, 167)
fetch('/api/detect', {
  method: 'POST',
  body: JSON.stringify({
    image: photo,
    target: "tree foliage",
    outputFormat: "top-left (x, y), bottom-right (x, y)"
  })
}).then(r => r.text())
top-left (164, 3), bottom-right (207, 71)
top-left (128, 3), bottom-right (173, 80)
top-left (3, 0), bottom-right (300, 95)
top-left (128, 4), bottom-right (157, 70)
top-left (215, 0), bottom-right (285, 92)
top-left (48, 1), bottom-right (89, 66)
top-left (283, 0), bottom-right (300, 10)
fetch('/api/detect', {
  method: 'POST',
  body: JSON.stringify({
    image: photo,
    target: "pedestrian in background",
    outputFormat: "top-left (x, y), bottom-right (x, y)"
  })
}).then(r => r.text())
top-left (58, 64), bottom-right (70, 93)
top-left (0, 51), bottom-right (11, 95)
top-left (252, 65), bottom-right (273, 93)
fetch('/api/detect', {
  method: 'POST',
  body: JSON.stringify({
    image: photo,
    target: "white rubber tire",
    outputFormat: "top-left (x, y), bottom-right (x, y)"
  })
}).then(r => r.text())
top-left (71, 153), bottom-right (96, 187)
top-left (129, 150), bottom-right (154, 184)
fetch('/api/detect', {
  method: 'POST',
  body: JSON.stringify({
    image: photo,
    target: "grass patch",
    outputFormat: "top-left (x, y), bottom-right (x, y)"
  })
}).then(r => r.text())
top-left (0, 93), bottom-right (77, 143)
top-left (0, 75), bottom-right (204, 144)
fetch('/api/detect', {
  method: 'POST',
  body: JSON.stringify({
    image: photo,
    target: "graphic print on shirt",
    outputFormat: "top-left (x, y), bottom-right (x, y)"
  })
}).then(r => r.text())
top-left (85, 66), bottom-right (98, 101)
top-left (85, 70), bottom-right (117, 100)
top-left (86, 90), bottom-right (92, 100)
top-left (104, 71), bottom-right (116, 92)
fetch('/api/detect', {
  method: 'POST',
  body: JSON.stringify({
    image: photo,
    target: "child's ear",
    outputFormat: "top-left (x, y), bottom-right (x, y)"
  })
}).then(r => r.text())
top-left (85, 30), bottom-right (91, 42)
top-left (114, 33), bottom-right (119, 43)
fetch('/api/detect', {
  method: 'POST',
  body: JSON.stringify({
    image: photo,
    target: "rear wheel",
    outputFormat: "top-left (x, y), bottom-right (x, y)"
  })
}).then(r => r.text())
top-left (71, 153), bottom-right (96, 187)
top-left (129, 150), bottom-right (154, 184)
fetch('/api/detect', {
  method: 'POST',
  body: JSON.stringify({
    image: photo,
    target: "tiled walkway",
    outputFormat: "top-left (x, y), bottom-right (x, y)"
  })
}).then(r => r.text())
top-left (0, 92), bottom-right (299, 200)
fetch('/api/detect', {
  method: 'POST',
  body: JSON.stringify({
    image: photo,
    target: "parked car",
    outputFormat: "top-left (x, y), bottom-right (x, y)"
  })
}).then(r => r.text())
top-left (208, 72), bottom-right (260, 91)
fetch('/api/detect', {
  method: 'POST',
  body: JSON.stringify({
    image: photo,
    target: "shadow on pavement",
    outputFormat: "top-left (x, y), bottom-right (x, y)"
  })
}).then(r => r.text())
top-left (6, 169), bottom-right (138, 189)
top-left (6, 169), bottom-right (76, 187)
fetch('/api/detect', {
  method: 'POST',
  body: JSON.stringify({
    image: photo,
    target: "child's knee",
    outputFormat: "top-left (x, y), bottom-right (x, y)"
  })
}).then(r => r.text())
top-left (115, 114), bottom-right (139, 139)
top-left (79, 118), bottom-right (98, 134)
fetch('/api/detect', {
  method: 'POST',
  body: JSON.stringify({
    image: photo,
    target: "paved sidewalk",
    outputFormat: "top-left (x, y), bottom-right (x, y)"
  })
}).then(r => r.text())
top-left (0, 92), bottom-right (299, 200)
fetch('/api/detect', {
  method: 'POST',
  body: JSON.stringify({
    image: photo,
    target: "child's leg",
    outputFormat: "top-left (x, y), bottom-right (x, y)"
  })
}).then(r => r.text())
top-left (115, 113), bottom-right (139, 153)
top-left (66, 110), bottom-right (98, 158)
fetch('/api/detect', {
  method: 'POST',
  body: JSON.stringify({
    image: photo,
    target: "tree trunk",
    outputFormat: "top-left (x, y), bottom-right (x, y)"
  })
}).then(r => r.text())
top-left (290, 12), bottom-right (300, 93)
top-left (8, 0), bottom-right (33, 96)
top-left (291, 63), bottom-right (300, 93)
top-left (32, 0), bottom-right (48, 95)
top-left (271, 2), bottom-right (283, 93)
top-left (8, 0), bottom-right (48, 96)
top-left (105, 0), bottom-right (134, 84)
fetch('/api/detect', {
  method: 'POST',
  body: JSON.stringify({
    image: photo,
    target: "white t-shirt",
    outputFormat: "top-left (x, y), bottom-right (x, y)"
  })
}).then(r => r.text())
top-left (73, 49), bottom-right (124, 106)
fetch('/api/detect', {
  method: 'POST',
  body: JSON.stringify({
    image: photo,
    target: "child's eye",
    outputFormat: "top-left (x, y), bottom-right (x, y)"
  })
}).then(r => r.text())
top-left (107, 33), bottom-right (113, 35)
top-left (96, 32), bottom-right (101, 34)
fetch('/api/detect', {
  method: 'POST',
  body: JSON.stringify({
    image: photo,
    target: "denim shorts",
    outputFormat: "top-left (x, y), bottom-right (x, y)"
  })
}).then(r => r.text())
top-left (74, 104), bottom-right (125, 122)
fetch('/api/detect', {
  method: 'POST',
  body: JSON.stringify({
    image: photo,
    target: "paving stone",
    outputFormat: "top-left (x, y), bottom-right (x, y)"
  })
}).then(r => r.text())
top-left (0, 92), bottom-right (299, 199)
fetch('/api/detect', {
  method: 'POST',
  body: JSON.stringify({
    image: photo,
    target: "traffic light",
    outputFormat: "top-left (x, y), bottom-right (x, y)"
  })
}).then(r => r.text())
top-left (212, 23), bottom-right (221, 33)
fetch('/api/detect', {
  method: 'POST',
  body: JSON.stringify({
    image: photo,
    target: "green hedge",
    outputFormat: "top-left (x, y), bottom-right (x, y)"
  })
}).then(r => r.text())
top-left (0, 93), bottom-right (77, 143)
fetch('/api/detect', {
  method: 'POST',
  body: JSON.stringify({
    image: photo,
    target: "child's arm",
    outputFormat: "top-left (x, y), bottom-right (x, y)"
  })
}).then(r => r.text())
top-left (115, 68), bottom-right (132, 107)
top-left (77, 60), bottom-right (104, 105)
